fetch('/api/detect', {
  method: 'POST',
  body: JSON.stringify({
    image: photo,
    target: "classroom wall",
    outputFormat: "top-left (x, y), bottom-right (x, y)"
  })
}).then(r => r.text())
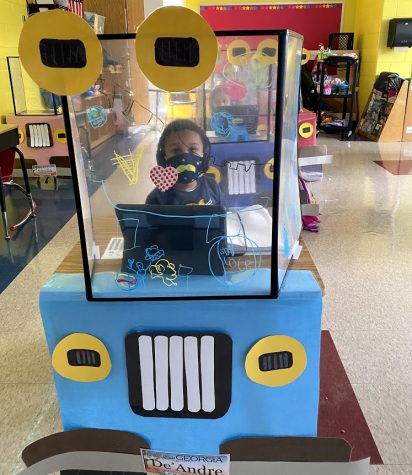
top-left (184, 0), bottom-right (357, 32)
top-left (354, 0), bottom-right (412, 113)
top-left (377, 0), bottom-right (412, 80)
top-left (353, 0), bottom-right (384, 113)
top-left (0, 0), bottom-right (27, 121)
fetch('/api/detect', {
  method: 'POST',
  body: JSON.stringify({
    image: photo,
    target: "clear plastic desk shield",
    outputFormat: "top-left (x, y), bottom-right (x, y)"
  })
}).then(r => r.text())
top-left (65, 31), bottom-right (302, 300)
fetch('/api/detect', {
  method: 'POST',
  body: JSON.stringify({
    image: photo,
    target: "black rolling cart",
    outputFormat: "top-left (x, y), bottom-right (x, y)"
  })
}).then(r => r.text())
top-left (316, 56), bottom-right (359, 140)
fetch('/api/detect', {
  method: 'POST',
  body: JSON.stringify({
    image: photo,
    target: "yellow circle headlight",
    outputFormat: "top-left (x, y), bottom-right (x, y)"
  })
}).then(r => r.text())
top-left (135, 6), bottom-right (218, 92)
top-left (53, 128), bottom-right (67, 144)
top-left (301, 48), bottom-right (310, 65)
top-left (227, 40), bottom-right (250, 66)
top-left (256, 39), bottom-right (278, 65)
top-left (299, 122), bottom-right (314, 139)
top-left (19, 10), bottom-right (102, 96)
top-left (264, 158), bottom-right (274, 180)
top-left (245, 335), bottom-right (307, 387)
top-left (52, 333), bottom-right (111, 382)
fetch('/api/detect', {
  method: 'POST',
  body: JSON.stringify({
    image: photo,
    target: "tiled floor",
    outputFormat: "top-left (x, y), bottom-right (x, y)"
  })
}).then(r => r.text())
top-left (0, 136), bottom-right (411, 474)
top-left (0, 177), bottom-right (75, 292)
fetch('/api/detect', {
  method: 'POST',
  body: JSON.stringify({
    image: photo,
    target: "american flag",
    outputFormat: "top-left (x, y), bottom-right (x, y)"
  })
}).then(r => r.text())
top-left (68, 0), bottom-right (84, 17)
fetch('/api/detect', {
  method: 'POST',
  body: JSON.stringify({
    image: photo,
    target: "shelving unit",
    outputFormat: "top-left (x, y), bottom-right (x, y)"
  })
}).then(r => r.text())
top-left (316, 56), bottom-right (359, 140)
top-left (356, 77), bottom-right (409, 142)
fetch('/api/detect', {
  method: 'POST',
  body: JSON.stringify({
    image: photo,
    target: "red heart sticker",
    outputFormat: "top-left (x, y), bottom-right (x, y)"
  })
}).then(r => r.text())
top-left (150, 165), bottom-right (178, 192)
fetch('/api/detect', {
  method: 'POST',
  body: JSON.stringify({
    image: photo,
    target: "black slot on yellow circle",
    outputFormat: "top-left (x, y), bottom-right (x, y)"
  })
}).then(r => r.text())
top-left (54, 128), bottom-right (67, 143)
top-left (52, 333), bottom-right (111, 382)
top-left (135, 6), bottom-right (218, 92)
top-left (18, 10), bottom-right (102, 96)
top-left (264, 158), bottom-right (274, 180)
top-left (18, 129), bottom-right (25, 144)
top-left (245, 335), bottom-right (307, 387)
top-left (299, 122), bottom-right (314, 139)
top-left (301, 48), bottom-right (310, 65)
top-left (256, 39), bottom-right (278, 65)
top-left (206, 165), bottom-right (221, 184)
top-left (227, 40), bottom-right (250, 66)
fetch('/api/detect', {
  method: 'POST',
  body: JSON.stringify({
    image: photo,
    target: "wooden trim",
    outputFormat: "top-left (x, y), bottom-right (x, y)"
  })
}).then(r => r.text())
top-left (84, 0), bottom-right (127, 33)
top-left (56, 230), bottom-right (325, 294)
top-left (356, 81), bottom-right (410, 143)
top-left (379, 80), bottom-right (408, 142)
top-left (403, 81), bottom-right (412, 142)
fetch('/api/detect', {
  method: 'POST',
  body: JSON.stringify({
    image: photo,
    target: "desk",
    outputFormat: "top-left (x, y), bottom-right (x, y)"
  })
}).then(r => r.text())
top-left (0, 124), bottom-right (35, 239)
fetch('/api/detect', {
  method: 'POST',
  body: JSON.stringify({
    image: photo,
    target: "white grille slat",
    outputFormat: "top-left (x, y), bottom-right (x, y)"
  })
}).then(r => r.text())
top-left (34, 125), bottom-right (40, 147)
top-left (154, 336), bottom-right (169, 411)
top-left (228, 164), bottom-right (235, 195)
top-left (249, 161), bottom-right (256, 193)
top-left (138, 335), bottom-right (155, 410)
top-left (28, 125), bottom-right (35, 147)
top-left (244, 161), bottom-right (251, 194)
top-left (41, 124), bottom-right (50, 147)
top-left (169, 336), bottom-right (184, 411)
top-left (39, 124), bottom-right (46, 147)
top-left (184, 336), bottom-right (201, 413)
top-left (200, 336), bottom-right (215, 412)
top-left (238, 163), bottom-right (245, 194)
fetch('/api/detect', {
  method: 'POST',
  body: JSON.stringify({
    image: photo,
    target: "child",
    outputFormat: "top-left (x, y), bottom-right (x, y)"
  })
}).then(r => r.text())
top-left (146, 119), bottom-right (223, 206)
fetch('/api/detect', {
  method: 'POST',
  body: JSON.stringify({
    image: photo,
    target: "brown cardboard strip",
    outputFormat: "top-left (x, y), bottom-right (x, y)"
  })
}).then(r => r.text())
top-left (220, 437), bottom-right (352, 462)
top-left (22, 429), bottom-right (149, 467)
top-left (18, 451), bottom-right (145, 474)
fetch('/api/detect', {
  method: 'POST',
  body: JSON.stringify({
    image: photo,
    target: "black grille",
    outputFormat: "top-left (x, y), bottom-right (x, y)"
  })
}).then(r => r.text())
top-left (233, 47), bottom-right (247, 57)
top-left (39, 39), bottom-right (87, 68)
top-left (259, 351), bottom-right (293, 371)
top-left (126, 332), bottom-right (232, 419)
top-left (155, 37), bottom-right (199, 67)
top-left (262, 47), bottom-right (276, 57)
top-left (25, 123), bottom-right (53, 148)
top-left (67, 349), bottom-right (101, 367)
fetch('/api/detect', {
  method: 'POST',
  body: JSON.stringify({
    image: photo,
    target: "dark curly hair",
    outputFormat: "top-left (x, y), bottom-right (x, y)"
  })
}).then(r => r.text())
top-left (156, 119), bottom-right (210, 172)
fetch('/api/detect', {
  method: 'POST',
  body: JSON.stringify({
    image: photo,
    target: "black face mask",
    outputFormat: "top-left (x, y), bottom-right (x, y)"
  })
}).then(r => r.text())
top-left (167, 152), bottom-right (204, 184)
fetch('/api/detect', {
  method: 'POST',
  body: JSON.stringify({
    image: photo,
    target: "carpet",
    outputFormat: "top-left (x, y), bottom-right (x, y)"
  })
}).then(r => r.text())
top-left (374, 160), bottom-right (412, 175)
top-left (318, 330), bottom-right (383, 464)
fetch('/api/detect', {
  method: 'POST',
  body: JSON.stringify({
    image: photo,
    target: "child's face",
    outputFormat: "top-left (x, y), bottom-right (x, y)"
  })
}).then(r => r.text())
top-left (164, 129), bottom-right (204, 160)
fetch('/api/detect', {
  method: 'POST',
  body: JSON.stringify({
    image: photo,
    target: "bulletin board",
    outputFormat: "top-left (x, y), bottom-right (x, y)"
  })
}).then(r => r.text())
top-left (200, 3), bottom-right (343, 50)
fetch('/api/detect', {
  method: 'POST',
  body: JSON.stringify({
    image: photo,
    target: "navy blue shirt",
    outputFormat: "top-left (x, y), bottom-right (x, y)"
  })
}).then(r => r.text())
top-left (146, 175), bottom-right (223, 206)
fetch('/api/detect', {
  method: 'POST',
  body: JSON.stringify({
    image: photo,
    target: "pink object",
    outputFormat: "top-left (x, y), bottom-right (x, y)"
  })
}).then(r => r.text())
top-left (323, 85), bottom-right (332, 95)
top-left (150, 166), bottom-right (178, 192)
top-left (222, 82), bottom-right (247, 101)
top-left (5, 114), bottom-right (68, 166)
top-left (299, 177), bottom-right (320, 232)
top-left (298, 110), bottom-right (317, 149)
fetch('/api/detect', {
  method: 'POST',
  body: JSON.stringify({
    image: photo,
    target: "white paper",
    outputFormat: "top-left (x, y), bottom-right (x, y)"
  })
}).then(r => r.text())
top-left (141, 449), bottom-right (230, 475)
top-left (227, 206), bottom-right (272, 251)
top-left (101, 237), bottom-right (124, 259)
top-left (32, 164), bottom-right (57, 177)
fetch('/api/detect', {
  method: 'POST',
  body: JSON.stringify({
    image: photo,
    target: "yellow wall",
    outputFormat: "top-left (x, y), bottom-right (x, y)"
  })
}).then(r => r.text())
top-left (354, 0), bottom-right (412, 113)
top-left (354, 0), bottom-right (384, 113)
top-left (0, 0), bottom-right (27, 120)
top-left (377, 0), bottom-right (412, 80)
